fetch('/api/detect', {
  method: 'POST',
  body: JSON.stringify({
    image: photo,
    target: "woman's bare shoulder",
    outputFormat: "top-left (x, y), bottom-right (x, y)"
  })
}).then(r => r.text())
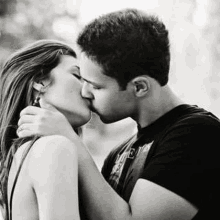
top-left (24, 135), bottom-right (77, 183)
top-left (28, 135), bottom-right (77, 160)
top-left (16, 135), bottom-right (74, 158)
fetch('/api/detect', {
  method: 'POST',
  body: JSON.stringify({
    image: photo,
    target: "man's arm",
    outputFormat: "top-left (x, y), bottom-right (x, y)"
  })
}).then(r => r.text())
top-left (18, 105), bottom-right (197, 220)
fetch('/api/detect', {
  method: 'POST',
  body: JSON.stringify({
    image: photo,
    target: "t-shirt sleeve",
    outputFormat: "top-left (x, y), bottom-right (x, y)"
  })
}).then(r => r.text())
top-left (140, 115), bottom-right (220, 207)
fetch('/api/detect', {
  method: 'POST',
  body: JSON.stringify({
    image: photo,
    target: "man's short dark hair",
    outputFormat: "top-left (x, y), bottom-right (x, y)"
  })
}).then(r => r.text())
top-left (77, 8), bottom-right (170, 89)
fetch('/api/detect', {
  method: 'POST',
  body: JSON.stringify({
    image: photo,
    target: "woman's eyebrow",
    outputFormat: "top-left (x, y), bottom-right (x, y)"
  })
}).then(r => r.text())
top-left (69, 66), bottom-right (80, 72)
top-left (81, 77), bottom-right (101, 87)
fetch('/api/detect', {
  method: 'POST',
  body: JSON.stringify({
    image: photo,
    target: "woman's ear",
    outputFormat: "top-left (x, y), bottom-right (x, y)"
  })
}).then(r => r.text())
top-left (33, 82), bottom-right (45, 92)
top-left (131, 76), bottom-right (150, 97)
top-left (33, 79), bottom-right (50, 92)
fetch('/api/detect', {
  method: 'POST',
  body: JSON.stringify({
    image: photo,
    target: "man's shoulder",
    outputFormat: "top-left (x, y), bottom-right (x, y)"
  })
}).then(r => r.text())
top-left (180, 110), bottom-right (220, 128)
top-left (169, 104), bottom-right (220, 129)
top-left (159, 106), bottom-right (220, 151)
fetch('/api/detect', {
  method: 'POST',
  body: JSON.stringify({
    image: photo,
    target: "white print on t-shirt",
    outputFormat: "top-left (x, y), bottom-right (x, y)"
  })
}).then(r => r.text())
top-left (142, 141), bottom-right (154, 153)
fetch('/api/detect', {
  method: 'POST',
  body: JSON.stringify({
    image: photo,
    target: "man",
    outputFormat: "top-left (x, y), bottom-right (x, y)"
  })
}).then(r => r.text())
top-left (18, 9), bottom-right (220, 220)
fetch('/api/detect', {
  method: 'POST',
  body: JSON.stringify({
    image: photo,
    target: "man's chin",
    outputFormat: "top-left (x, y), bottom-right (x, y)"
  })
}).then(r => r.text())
top-left (90, 109), bottom-right (116, 124)
top-left (99, 115), bottom-right (116, 124)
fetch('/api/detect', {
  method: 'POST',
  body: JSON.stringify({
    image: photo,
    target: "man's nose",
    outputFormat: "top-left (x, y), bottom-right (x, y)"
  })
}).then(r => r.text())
top-left (81, 82), bottom-right (94, 99)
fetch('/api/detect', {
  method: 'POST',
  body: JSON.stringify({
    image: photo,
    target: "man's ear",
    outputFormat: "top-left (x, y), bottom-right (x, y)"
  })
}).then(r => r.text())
top-left (131, 76), bottom-right (150, 97)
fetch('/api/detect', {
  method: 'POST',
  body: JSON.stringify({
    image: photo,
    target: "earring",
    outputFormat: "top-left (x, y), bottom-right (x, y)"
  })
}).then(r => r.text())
top-left (32, 93), bottom-right (41, 107)
top-left (32, 85), bottom-right (43, 107)
top-left (32, 82), bottom-right (46, 107)
top-left (32, 82), bottom-right (45, 107)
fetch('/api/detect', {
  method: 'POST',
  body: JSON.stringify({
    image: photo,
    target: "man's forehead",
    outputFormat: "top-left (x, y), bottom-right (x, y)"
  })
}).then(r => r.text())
top-left (79, 54), bottom-right (118, 87)
top-left (79, 53), bottom-right (103, 78)
top-left (79, 53), bottom-right (98, 67)
top-left (79, 52), bottom-right (94, 63)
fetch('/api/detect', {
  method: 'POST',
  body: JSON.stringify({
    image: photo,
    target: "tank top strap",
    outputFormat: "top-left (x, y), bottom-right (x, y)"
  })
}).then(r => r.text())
top-left (9, 138), bottom-right (39, 220)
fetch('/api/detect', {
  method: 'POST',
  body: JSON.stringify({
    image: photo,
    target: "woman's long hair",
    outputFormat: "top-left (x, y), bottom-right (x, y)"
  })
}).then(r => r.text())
top-left (0, 39), bottom-right (77, 218)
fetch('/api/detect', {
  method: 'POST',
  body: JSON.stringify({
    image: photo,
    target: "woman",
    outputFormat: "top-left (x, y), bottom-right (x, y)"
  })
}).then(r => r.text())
top-left (0, 39), bottom-right (91, 220)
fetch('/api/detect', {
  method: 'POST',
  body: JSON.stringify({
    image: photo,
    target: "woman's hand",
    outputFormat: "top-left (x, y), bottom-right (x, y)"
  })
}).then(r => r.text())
top-left (17, 100), bottom-right (75, 139)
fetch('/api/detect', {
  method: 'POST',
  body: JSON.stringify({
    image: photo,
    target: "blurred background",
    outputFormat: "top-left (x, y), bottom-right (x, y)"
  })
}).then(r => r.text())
top-left (0, 0), bottom-right (220, 171)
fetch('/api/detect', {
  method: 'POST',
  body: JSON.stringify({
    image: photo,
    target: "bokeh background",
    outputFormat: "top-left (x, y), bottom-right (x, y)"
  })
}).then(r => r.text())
top-left (1, 0), bottom-right (220, 172)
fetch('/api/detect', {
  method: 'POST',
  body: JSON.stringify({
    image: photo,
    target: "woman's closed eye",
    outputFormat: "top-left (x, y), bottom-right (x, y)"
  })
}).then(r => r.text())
top-left (92, 85), bottom-right (101, 90)
top-left (72, 73), bottom-right (82, 81)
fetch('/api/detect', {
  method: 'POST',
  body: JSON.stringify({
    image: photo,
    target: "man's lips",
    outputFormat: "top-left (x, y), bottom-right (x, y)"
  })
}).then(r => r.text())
top-left (84, 99), bottom-right (95, 111)
top-left (88, 104), bottom-right (97, 113)
top-left (83, 98), bottom-right (91, 106)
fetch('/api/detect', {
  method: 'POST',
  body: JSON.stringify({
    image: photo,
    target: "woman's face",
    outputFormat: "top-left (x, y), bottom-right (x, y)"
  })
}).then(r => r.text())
top-left (42, 55), bottom-right (91, 127)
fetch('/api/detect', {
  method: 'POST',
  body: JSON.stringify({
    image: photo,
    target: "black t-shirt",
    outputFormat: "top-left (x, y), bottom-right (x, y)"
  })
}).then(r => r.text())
top-left (101, 104), bottom-right (220, 209)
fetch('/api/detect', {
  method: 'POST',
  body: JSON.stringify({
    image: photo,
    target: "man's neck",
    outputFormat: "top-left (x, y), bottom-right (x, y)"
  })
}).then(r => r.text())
top-left (135, 85), bottom-right (185, 128)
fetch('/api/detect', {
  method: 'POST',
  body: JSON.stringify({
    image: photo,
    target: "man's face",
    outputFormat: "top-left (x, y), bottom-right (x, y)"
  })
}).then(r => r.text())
top-left (79, 53), bottom-right (135, 123)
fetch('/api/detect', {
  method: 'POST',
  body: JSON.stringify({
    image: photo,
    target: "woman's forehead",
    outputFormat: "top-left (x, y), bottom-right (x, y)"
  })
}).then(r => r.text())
top-left (58, 55), bottom-right (79, 68)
